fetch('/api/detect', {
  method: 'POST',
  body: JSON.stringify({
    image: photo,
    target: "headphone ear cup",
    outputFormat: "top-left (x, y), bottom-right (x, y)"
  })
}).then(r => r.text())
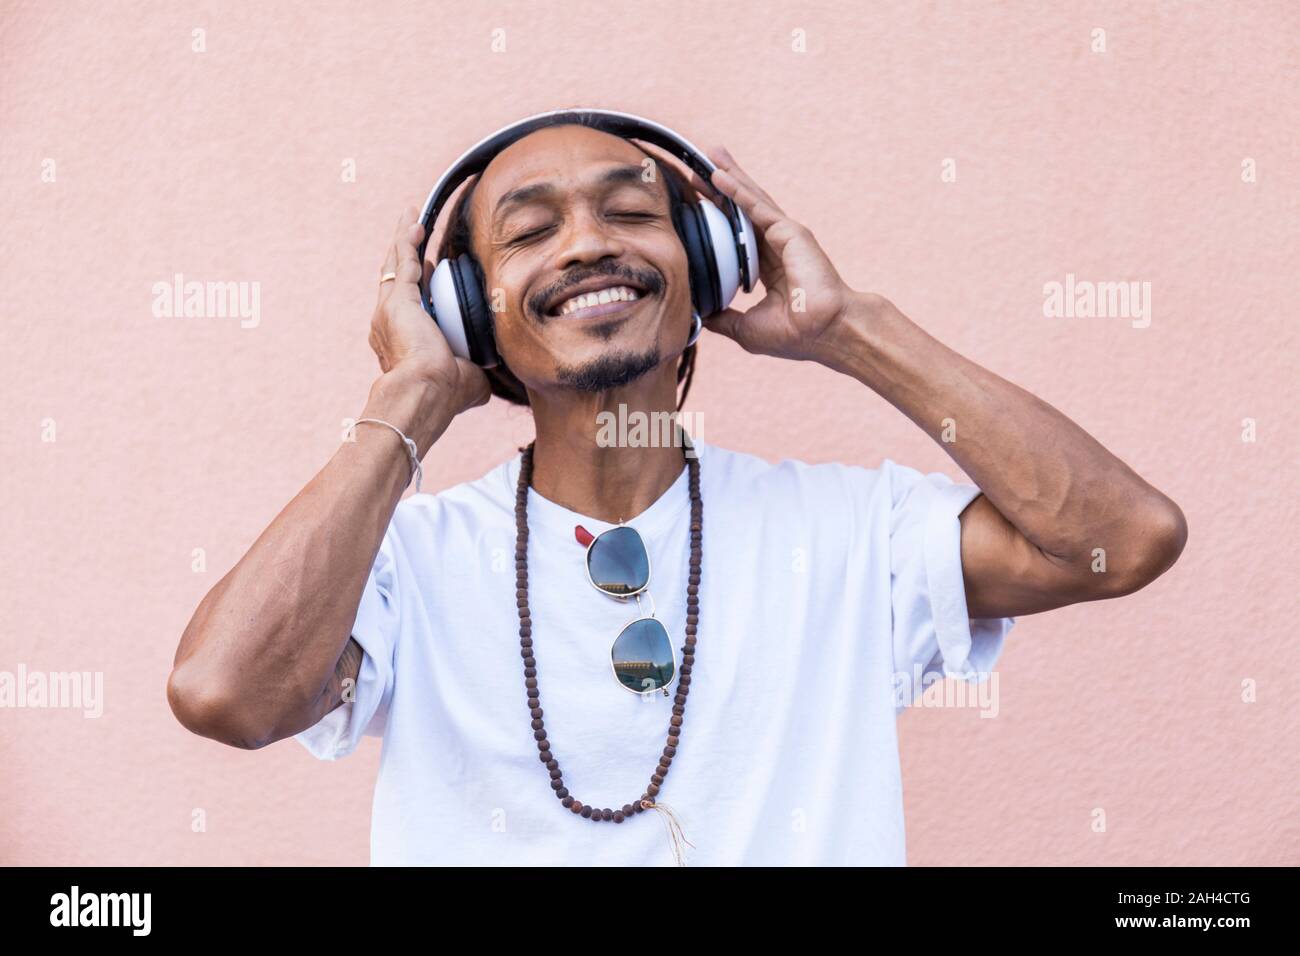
top-left (672, 201), bottom-right (719, 318)
top-left (448, 253), bottom-right (501, 368)
top-left (428, 258), bottom-right (473, 361)
top-left (695, 198), bottom-right (742, 310)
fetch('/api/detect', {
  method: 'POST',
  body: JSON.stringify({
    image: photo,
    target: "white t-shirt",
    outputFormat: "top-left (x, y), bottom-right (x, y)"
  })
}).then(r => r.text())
top-left (294, 438), bottom-right (1015, 865)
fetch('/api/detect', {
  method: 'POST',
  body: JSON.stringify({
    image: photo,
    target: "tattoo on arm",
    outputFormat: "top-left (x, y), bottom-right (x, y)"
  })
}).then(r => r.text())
top-left (322, 636), bottom-right (365, 713)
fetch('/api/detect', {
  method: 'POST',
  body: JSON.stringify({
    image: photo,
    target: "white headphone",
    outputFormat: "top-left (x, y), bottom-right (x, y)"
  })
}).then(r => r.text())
top-left (415, 108), bottom-right (760, 368)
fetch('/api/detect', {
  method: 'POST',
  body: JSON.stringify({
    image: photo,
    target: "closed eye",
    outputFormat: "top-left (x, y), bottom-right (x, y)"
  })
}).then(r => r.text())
top-left (509, 224), bottom-right (555, 245)
top-left (510, 211), bottom-right (657, 245)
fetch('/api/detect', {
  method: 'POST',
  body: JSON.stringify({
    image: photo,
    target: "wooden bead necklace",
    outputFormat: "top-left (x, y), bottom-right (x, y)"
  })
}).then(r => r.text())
top-left (514, 440), bottom-right (701, 862)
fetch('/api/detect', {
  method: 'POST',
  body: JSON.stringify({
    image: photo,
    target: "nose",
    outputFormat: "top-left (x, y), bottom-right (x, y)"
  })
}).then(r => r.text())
top-left (550, 204), bottom-right (626, 273)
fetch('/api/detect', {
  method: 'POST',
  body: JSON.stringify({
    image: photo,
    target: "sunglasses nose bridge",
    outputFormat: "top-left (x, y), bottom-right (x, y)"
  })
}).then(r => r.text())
top-left (634, 590), bottom-right (656, 620)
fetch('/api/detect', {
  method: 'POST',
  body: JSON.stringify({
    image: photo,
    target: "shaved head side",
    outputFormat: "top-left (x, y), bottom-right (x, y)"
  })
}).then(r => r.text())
top-left (432, 125), bottom-right (700, 409)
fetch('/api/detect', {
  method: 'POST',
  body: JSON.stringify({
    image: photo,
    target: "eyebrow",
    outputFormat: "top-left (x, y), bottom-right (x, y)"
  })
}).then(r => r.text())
top-left (491, 164), bottom-right (662, 226)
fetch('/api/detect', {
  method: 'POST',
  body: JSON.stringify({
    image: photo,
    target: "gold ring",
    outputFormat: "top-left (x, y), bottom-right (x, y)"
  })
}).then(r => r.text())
top-left (379, 272), bottom-right (397, 284)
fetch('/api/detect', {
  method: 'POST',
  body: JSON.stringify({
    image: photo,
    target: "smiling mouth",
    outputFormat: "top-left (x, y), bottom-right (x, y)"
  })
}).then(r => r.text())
top-left (545, 284), bottom-right (650, 319)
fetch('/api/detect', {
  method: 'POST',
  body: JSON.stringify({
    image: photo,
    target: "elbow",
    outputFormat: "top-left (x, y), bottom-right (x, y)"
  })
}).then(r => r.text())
top-left (166, 662), bottom-right (276, 751)
top-left (1139, 496), bottom-right (1189, 580)
top-left (1103, 497), bottom-right (1189, 597)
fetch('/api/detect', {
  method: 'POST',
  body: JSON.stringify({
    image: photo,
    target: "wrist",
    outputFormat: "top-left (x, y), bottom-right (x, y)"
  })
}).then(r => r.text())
top-left (808, 291), bottom-right (895, 376)
top-left (362, 364), bottom-right (457, 457)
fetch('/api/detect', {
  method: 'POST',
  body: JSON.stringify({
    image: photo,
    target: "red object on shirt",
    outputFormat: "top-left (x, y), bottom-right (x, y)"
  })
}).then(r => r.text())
top-left (574, 525), bottom-right (595, 547)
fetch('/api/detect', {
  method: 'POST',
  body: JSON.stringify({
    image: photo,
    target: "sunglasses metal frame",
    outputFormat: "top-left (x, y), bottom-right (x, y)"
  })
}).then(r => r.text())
top-left (583, 527), bottom-right (677, 696)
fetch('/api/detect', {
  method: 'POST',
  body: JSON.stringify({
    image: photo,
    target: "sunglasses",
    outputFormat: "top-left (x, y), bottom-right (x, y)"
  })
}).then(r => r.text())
top-left (578, 524), bottom-right (676, 696)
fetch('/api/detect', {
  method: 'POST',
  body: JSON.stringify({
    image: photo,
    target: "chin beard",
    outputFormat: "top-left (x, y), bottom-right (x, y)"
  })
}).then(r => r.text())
top-left (554, 347), bottom-right (661, 393)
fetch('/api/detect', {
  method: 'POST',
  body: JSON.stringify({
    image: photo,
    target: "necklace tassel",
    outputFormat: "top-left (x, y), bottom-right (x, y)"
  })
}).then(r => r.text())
top-left (642, 799), bottom-right (695, 866)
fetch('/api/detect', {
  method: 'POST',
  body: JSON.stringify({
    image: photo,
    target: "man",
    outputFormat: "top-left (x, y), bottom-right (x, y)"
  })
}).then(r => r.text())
top-left (167, 120), bottom-right (1187, 866)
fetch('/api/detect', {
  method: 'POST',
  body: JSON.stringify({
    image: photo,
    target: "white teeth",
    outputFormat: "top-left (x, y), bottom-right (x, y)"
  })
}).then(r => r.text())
top-left (557, 285), bottom-right (641, 315)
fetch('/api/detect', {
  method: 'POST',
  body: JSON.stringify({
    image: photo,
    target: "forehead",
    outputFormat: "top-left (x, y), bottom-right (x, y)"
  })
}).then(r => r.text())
top-left (470, 124), bottom-right (663, 222)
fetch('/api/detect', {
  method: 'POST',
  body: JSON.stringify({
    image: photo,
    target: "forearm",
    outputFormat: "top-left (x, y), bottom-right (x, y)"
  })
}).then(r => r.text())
top-left (168, 364), bottom-right (455, 747)
top-left (813, 293), bottom-right (1181, 565)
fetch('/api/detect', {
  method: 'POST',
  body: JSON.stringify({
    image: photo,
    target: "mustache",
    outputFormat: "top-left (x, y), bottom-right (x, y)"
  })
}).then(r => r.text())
top-left (528, 261), bottom-right (664, 321)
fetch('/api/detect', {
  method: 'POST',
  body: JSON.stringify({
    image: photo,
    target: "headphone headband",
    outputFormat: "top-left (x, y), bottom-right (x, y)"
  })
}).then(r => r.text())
top-left (415, 108), bottom-right (758, 295)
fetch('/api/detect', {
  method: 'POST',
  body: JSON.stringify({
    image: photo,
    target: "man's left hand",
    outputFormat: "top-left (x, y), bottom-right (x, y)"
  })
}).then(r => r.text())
top-left (693, 145), bottom-right (878, 363)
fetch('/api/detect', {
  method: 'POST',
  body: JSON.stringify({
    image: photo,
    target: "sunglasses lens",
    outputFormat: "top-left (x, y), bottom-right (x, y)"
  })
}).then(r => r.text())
top-left (587, 526), bottom-right (649, 596)
top-left (611, 618), bottom-right (675, 693)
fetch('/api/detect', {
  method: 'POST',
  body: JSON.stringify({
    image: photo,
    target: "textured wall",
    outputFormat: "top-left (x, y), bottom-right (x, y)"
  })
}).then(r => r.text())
top-left (1, 0), bottom-right (1296, 865)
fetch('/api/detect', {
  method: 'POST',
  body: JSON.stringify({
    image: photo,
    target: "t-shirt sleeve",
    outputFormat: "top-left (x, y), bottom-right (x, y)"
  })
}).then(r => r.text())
top-left (292, 525), bottom-right (401, 760)
top-left (885, 459), bottom-right (1016, 710)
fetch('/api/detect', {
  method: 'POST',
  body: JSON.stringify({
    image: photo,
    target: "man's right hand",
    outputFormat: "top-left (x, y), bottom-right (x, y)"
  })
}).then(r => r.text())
top-left (368, 207), bottom-right (491, 418)
top-left (168, 207), bottom-right (498, 752)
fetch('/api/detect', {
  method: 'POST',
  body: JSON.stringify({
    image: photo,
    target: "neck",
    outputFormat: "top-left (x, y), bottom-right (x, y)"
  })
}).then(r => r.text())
top-left (527, 366), bottom-right (688, 524)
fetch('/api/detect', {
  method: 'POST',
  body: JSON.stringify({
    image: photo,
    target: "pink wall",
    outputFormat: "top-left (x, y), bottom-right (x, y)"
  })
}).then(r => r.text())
top-left (2, 1), bottom-right (1296, 865)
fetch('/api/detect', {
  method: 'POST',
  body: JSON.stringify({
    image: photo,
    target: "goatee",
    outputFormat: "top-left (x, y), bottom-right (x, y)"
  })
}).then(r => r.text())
top-left (554, 347), bottom-right (661, 393)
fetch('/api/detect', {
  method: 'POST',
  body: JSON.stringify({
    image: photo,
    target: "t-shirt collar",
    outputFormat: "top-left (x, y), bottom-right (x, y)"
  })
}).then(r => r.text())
top-left (505, 439), bottom-right (705, 540)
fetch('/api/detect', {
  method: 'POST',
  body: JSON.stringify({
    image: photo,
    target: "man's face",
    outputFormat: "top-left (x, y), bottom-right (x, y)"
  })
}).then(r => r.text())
top-left (463, 124), bottom-right (694, 397)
